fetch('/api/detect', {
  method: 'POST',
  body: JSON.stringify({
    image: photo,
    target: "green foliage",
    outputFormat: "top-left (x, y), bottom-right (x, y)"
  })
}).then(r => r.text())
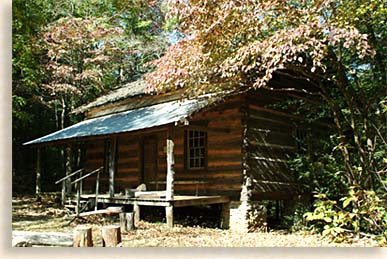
top-left (281, 203), bottom-right (311, 233)
top-left (305, 189), bottom-right (387, 245)
top-left (12, 0), bottom-right (168, 192)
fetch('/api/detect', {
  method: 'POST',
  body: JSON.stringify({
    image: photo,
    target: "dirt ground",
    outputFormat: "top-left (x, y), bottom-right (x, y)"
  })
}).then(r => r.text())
top-left (12, 195), bottom-right (380, 247)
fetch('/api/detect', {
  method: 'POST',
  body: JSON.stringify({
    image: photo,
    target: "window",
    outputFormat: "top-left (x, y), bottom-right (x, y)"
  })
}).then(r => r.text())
top-left (186, 130), bottom-right (207, 169)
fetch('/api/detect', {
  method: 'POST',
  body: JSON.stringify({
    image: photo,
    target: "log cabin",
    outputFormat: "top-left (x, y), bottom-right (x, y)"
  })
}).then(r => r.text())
top-left (24, 77), bottom-right (322, 231)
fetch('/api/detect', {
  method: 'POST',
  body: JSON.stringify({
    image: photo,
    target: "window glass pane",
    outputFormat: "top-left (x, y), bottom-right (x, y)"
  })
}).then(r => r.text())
top-left (187, 130), bottom-right (206, 169)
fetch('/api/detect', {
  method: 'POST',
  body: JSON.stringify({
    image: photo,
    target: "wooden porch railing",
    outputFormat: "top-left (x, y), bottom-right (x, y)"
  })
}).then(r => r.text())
top-left (55, 166), bottom-right (104, 215)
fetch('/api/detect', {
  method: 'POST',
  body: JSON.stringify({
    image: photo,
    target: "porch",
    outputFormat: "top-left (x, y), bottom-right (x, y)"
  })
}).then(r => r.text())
top-left (79, 193), bottom-right (230, 228)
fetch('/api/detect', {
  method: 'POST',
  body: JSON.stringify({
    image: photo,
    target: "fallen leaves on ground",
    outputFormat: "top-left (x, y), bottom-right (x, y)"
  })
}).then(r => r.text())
top-left (12, 195), bottom-right (380, 247)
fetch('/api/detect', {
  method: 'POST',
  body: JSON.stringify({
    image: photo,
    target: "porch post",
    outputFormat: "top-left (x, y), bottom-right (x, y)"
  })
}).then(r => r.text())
top-left (61, 145), bottom-right (72, 207)
top-left (166, 135), bottom-right (175, 228)
top-left (35, 148), bottom-right (41, 194)
top-left (108, 137), bottom-right (117, 198)
top-left (166, 138), bottom-right (175, 200)
top-left (65, 145), bottom-right (72, 195)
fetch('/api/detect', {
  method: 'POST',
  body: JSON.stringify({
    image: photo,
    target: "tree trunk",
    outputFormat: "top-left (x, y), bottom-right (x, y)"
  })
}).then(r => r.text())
top-left (35, 148), bottom-right (41, 194)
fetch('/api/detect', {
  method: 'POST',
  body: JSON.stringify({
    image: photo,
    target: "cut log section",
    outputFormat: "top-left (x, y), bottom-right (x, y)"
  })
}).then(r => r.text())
top-left (101, 225), bottom-right (122, 247)
top-left (12, 231), bottom-right (73, 247)
top-left (73, 226), bottom-right (93, 247)
top-left (120, 212), bottom-right (135, 232)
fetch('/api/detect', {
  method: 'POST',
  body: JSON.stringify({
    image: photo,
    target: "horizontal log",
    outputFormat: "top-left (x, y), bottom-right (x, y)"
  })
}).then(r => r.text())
top-left (117, 157), bottom-right (139, 164)
top-left (79, 207), bottom-right (123, 217)
top-left (208, 160), bottom-right (242, 167)
top-left (208, 142), bottom-right (242, 151)
top-left (86, 148), bottom-right (104, 154)
top-left (207, 133), bottom-right (241, 143)
top-left (252, 181), bottom-right (299, 194)
top-left (114, 176), bottom-right (139, 183)
top-left (118, 150), bottom-right (139, 158)
top-left (208, 149), bottom-right (241, 155)
top-left (208, 165), bottom-right (243, 172)
top-left (251, 191), bottom-right (298, 200)
top-left (85, 152), bottom-right (104, 159)
top-left (247, 128), bottom-right (295, 146)
top-left (246, 146), bottom-right (290, 158)
top-left (248, 113), bottom-right (292, 127)
top-left (246, 118), bottom-right (293, 133)
top-left (85, 157), bottom-right (104, 163)
top-left (246, 140), bottom-right (296, 151)
top-left (85, 161), bottom-right (104, 168)
top-left (205, 171), bottom-right (241, 179)
top-left (208, 153), bottom-right (242, 161)
top-left (135, 191), bottom-right (166, 198)
top-left (116, 161), bottom-right (138, 169)
top-left (249, 104), bottom-right (301, 120)
top-left (208, 118), bottom-right (243, 128)
top-left (12, 231), bottom-right (73, 247)
top-left (116, 167), bottom-right (139, 174)
top-left (117, 137), bottom-right (139, 144)
top-left (203, 182), bottom-right (242, 191)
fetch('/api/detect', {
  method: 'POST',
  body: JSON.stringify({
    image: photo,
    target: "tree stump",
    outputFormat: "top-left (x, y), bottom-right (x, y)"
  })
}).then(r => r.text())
top-left (120, 212), bottom-right (135, 232)
top-left (73, 226), bottom-right (93, 247)
top-left (101, 225), bottom-right (121, 247)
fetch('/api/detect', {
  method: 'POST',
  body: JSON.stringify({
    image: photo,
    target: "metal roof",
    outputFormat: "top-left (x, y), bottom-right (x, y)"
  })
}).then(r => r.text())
top-left (24, 97), bottom-right (216, 146)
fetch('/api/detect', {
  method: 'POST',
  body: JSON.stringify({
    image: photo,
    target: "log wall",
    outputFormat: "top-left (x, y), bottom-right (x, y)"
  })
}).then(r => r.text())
top-left (81, 91), bottom-right (302, 201)
top-left (168, 96), bottom-right (244, 199)
top-left (244, 90), bottom-right (299, 200)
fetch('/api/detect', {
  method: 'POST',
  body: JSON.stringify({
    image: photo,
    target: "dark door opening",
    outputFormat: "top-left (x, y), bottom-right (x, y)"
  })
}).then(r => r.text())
top-left (142, 136), bottom-right (158, 190)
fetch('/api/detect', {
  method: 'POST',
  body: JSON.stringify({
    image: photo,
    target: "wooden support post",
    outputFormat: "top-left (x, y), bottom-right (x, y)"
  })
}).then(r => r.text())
top-left (95, 170), bottom-right (100, 211)
top-left (166, 138), bottom-right (175, 200)
top-left (108, 138), bottom-right (117, 198)
top-left (76, 171), bottom-right (83, 215)
top-left (166, 205), bottom-right (174, 228)
top-left (65, 145), bottom-right (72, 196)
top-left (73, 226), bottom-right (93, 247)
top-left (35, 148), bottom-right (41, 195)
top-left (133, 203), bottom-right (140, 227)
top-left (120, 212), bottom-right (135, 232)
top-left (220, 202), bottom-right (230, 229)
top-left (101, 225), bottom-right (121, 247)
top-left (61, 181), bottom-right (66, 207)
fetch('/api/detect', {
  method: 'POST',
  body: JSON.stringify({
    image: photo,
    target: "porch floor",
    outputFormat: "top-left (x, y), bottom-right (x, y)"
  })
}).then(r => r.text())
top-left (79, 193), bottom-right (230, 228)
top-left (80, 193), bottom-right (229, 208)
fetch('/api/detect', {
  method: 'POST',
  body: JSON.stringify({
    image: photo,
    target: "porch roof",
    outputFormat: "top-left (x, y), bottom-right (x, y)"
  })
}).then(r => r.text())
top-left (24, 96), bottom-right (217, 146)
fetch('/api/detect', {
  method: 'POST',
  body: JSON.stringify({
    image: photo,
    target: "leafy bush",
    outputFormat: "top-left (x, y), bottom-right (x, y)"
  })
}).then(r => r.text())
top-left (304, 189), bottom-right (387, 245)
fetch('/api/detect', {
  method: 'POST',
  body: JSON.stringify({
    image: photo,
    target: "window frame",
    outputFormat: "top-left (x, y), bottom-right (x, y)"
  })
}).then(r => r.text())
top-left (184, 128), bottom-right (208, 171)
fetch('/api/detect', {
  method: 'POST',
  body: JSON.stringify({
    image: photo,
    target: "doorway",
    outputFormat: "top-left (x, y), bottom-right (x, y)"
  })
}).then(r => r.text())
top-left (142, 136), bottom-right (158, 190)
